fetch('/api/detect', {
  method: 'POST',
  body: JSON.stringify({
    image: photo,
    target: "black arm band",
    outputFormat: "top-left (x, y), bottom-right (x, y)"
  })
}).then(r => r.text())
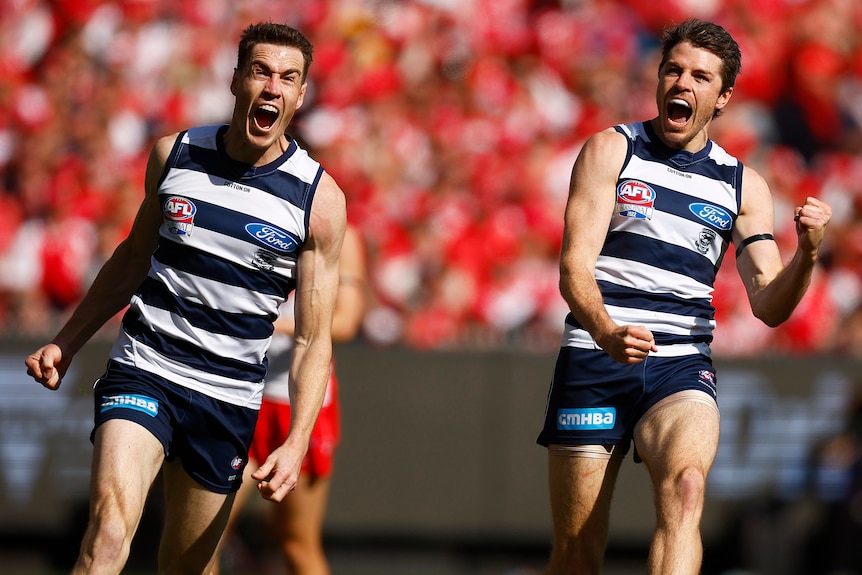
top-left (735, 233), bottom-right (775, 258)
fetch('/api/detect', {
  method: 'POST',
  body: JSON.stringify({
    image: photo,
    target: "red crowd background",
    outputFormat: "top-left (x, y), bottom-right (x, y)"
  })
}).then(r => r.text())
top-left (1, 0), bottom-right (860, 356)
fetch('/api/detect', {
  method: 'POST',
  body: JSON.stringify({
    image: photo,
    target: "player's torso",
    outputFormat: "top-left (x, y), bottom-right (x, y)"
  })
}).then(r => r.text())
top-left (112, 125), bottom-right (322, 407)
top-left (563, 121), bottom-right (743, 355)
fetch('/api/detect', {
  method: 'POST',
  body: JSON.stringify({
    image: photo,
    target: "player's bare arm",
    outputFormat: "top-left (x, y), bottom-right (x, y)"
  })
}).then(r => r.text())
top-left (271, 224), bottom-right (366, 341)
top-left (330, 224), bottom-right (367, 342)
top-left (560, 128), bottom-right (657, 363)
top-left (25, 134), bottom-right (174, 390)
top-left (254, 172), bottom-right (347, 501)
top-left (733, 164), bottom-right (831, 327)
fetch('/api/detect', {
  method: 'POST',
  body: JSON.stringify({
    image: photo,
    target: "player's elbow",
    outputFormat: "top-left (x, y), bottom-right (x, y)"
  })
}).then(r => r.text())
top-left (558, 265), bottom-right (581, 300)
top-left (752, 306), bottom-right (790, 328)
top-left (331, 321), bottom-right (360, 342)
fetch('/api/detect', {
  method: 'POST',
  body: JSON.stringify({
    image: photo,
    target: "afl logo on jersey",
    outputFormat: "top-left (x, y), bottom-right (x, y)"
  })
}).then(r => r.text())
top-left (616, 180), bottom-right (655, 220)
top-left (245, 223), bottom-right (298, 254)
top-left (689, 202), bottom-right (732, 231)
top-left (163, 196), bottom-right (196, 236)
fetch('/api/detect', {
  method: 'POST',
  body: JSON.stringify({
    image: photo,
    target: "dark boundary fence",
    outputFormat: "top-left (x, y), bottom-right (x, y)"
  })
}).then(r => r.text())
top-left (1, 338), bottom-right (859, 574)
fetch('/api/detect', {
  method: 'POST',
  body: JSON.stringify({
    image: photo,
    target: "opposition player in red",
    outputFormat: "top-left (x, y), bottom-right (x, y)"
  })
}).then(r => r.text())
top-left (215, 223), bottom-right (366, 575)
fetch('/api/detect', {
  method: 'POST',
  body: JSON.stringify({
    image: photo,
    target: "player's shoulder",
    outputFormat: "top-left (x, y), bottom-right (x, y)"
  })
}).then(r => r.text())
top-left (583, 126), bottom-right (628, 156)
top-left (594, 125), bottom-right (628, 142)
top-left (315, 172), bottom-right (346, 208)
top-left (142, 132), bottom-right (183, 184)
top-left (575, 126), bottom-right (628, 174)
top-left (308, 171), bottom-right (347, 242)
top-left (151, 131), bottom-right (183, 161)
top-left (740, 162), bottom-right (768, 194)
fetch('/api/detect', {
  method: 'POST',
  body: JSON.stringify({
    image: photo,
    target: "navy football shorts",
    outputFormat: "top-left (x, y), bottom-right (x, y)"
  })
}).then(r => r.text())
top-left (536, 347), bottom-right (717, 457)
top-left (92, 359), bottom-right (258, 494)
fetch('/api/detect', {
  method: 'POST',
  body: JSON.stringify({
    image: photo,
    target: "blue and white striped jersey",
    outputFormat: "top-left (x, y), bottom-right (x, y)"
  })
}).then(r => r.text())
top-left (109, 125), bottom-right (323, 408)
top-left (562, 121), bottom-right (743, 358)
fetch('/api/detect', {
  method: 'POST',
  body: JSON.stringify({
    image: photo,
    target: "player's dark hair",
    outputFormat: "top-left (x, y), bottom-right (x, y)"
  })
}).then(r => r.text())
top-left (236, 22), bottom-right (314, 80)
top-left (658, 18), bottom-right (742, 94)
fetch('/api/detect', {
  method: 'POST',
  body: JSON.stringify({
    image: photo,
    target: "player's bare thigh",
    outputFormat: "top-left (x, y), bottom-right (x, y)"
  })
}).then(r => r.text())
top-left (634, 390), bottom-right (720, 473)
top-left (547, 445), bottom-right (625, 534)
top-left (90, 419), bottom-right (165, 511)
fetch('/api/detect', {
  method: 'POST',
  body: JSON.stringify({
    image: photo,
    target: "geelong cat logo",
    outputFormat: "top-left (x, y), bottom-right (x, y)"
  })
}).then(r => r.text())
top-left (616, 180), bottom-right (655, 220)
top-left (696, 228), bottom-right (717, 254)
top-left (245, 223), bottom-right (298, 254)
top-left (689, 203), bottom-right (732, 231)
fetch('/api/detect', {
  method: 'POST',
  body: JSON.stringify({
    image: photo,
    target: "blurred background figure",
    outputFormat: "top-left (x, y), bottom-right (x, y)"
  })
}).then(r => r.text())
top-left (215, 223), bottom-right (367, 575)
top-left (802, 387), bottom-right (862, 575)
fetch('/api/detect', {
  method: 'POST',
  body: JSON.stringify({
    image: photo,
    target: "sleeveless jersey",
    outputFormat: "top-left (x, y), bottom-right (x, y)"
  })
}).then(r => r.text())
top-left (109, 125), bottom-right (324, 408)
top-left (561, 121), bottom-right (743, 358)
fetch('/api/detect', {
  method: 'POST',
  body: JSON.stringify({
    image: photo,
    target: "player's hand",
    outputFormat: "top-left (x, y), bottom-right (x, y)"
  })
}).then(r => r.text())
top-left (251, 444), bottom-right (302, 502)
top-left (794, 196), bottom-right (831, 254)
top-left (25, 343), bottom-right (69, 390)
top-left (597, 325), bottom-right (657, 364)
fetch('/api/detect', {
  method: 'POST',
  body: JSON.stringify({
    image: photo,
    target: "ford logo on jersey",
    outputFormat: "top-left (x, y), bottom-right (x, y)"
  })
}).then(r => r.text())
top-left (689, 202), bottom-right (732, 231)
top-left (245, 223), bottom-right (298, 253)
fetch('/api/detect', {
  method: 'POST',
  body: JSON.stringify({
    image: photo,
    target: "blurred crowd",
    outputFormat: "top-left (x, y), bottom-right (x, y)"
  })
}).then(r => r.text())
top-left (0, 0), bottom-right (861, 356)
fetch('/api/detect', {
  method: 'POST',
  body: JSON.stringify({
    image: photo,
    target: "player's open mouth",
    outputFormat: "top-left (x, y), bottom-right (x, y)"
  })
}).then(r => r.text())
top-left (254, 105), bottom-right (279, 130)
top-left (667, 98), bottom-right (692, 126)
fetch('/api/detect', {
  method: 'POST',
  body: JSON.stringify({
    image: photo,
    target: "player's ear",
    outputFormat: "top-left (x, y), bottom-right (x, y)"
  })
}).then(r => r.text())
top-left (716, 86), bottom-right (733, 112)
top-left (295, 82), bottom-right (307, 111)
top-left (230, 67), bottom-right (239, 96)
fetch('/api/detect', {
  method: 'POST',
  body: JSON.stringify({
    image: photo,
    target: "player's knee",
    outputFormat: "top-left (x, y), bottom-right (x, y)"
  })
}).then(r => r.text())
top-left (281, 538), bottom-right (323, 571)
top-left (82, 514), bottom-right (134, 566)
top-left (669, 466), bottom-right (707, 515)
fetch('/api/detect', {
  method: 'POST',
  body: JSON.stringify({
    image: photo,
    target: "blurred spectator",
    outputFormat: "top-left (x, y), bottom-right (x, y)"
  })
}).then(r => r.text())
top-left (1, 0), bottom-right (860, 356)
top-left (803, 388), bottom-right (862, 573)
top-left (829, 304), bottom-right (862, 358)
